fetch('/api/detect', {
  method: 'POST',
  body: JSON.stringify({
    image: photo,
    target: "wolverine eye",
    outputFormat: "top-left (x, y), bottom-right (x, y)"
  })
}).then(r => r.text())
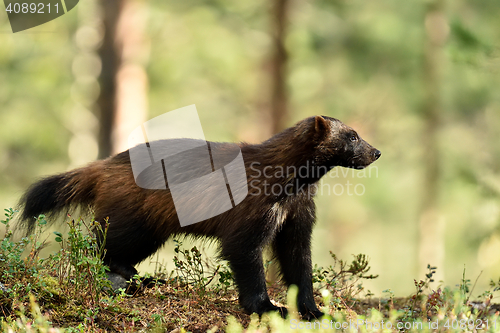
top-left (350, 135), bottom-right (358, 142)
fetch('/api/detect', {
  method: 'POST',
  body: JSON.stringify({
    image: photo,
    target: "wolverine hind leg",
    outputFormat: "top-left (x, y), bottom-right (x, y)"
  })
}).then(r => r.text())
top-left (95, 214), bottom-right (165, 280)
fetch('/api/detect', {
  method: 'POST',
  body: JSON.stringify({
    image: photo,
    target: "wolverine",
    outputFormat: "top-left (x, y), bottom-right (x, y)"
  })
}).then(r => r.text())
top-left (18, 115), bottom-right (381, 320)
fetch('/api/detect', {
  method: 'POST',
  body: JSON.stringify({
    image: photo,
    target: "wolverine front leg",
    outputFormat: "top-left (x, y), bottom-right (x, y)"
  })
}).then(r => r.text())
top-left (273, 210), bottom-right (324, 320)
top-left (221, 240), bottom-right (287, 317)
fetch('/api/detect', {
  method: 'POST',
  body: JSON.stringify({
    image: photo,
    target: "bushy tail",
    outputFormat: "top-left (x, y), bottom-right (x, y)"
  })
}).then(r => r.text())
top-left (18, 167), bottom-right (97, 233)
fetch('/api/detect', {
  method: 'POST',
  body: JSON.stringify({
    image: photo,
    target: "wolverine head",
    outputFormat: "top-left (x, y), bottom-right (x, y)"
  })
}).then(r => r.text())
top-left (311, 116), bottom-right (381, 170)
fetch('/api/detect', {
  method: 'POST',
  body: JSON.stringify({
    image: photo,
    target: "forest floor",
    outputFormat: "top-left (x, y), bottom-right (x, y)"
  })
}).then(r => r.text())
top-left (2, 211), bottom-right (500, 332)
top-left (3, 272), bottom-right (500, 332)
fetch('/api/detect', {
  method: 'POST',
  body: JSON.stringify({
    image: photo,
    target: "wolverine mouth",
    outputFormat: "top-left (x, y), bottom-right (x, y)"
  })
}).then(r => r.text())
top-left (345, 154), bottom-right (369, 169)
top-left (347, 150), bottom-right (381, 169)
top-left (347, 164), bottom-right (370, 170)
top-left (346, 158), bottom-right (380, 169)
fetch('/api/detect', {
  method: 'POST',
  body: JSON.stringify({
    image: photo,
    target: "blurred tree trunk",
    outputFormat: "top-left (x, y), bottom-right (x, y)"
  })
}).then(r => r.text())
top-left (269, 0), bottom-right (290, 134)
top-left (96, 0), bottom-right (123, 159)
top-left (418, 0), bottom-right (448, 280)
top-left (266, 0), bottom-right (291, 284)
top-left (112, 0), bottom-right (149, 154)
top-left (96, 0), bottom-right (148, 158)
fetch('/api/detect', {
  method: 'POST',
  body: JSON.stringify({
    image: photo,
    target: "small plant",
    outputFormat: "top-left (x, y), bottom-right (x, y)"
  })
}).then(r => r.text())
top-left (458, 266), bottom-right (471, 300)
top-left (0, 209), bottom-right (44, 281)
top-left (402, 264), bottom-right (438, 321)
top-left (173, 239), bottom-right (208, 294)
top-left (172, 240), bottom-right (235, 296)
top-left (0, 210), bottom-right (53, 317)
top-left (0, 211), bottom-right (119, 330)
top-left (1, 294), bottom-right (62, 332)
top-left (46, 217), bottom-right (111, 307)
top-left (382, 288), bottom-right (395, 310)
top-left (477, 277), bottom-right (500, 303)
top-left (488, 277), bottom-right (500, 293)
top-left (426, 287), bottom-right (447, 310)
top-left (215, 263), bottom-right (234, 293)
top-left (312, 252), bottom-right (378, 306)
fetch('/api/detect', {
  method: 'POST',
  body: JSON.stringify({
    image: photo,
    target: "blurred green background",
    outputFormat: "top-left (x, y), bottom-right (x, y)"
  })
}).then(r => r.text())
top-left (1, 0), bottom-right (499, 296)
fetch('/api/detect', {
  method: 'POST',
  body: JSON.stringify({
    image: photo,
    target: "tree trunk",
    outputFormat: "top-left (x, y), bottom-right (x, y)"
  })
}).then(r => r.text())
top-left (266, 0), bottom-right (291, 284)
top-left (112, 0), bottom-right (149, 154)
top-left (96, 0), bottom-right (148, 158)
top-left (96, 0), bottom-right (124, 159)
top-left (269, 0), bottom-right (290, 134)
top-left (418, 0), bottom-right (448, 280)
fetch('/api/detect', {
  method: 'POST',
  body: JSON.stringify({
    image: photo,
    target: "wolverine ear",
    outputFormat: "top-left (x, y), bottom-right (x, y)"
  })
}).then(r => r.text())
top-left (313, 116), bottom-right (329, 139)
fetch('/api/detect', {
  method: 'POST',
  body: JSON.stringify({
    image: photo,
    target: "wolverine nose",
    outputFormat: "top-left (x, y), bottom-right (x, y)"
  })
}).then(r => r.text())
top-left (373, 150), bottom-right (381, 160)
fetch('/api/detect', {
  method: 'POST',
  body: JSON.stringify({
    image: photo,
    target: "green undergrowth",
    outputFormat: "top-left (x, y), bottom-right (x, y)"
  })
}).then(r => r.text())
top-left (1, 208), bottom-right (500, 332)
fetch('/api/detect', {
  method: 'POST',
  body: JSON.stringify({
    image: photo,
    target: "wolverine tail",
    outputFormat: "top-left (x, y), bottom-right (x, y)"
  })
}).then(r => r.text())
top-left (18, 166), bottom-right (98, 233)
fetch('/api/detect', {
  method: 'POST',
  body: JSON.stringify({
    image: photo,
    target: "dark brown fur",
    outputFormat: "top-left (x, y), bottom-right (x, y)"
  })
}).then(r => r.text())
top-left (19, 116), bottom-right (380, 319)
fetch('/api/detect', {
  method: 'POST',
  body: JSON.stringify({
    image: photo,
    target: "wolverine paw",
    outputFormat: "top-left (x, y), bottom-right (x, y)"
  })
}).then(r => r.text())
top-left (106, 272), bottom-right (128, 291)
top-left (300, 309), bottom-right (324, 321)
top-left (244, 301), bottom-right (288, 318)
top-left (275, 306), bottom-right (288, 318)
top-left (258, 305), bottom-right (288, 318)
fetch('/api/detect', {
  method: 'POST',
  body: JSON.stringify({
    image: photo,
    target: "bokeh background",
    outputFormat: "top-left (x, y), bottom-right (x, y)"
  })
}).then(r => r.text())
top-left (1, 0), bottom-right (499, 296)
